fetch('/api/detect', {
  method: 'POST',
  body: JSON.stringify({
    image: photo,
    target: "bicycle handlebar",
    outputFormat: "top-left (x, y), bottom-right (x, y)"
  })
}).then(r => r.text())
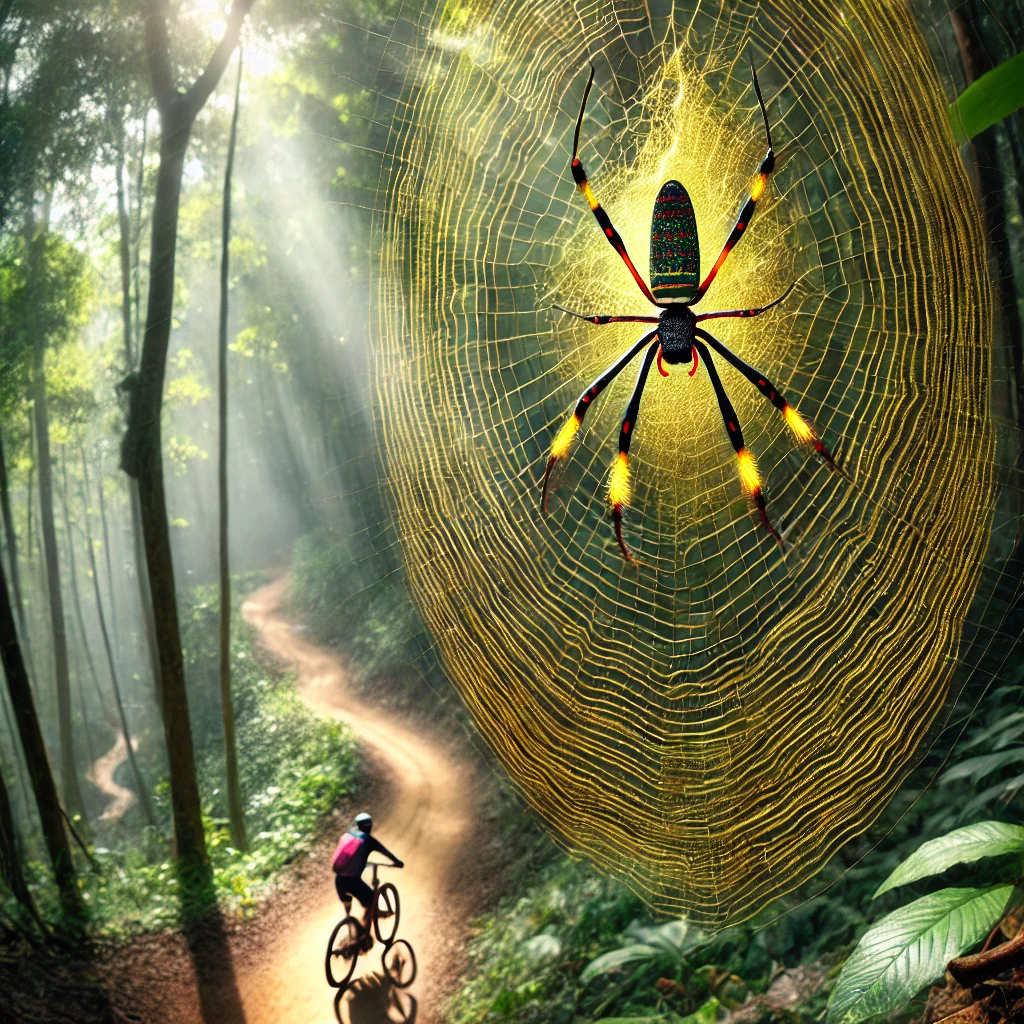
top-left (366, 858), bottom-right (403, 868)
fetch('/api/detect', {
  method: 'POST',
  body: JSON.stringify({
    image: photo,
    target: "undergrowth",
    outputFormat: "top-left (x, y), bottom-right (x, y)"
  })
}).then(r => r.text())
top-left (8, 577), bottom-right (358, 938)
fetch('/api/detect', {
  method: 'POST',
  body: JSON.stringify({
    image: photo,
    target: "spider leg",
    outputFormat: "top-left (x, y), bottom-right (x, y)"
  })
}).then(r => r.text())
top-left (552, 303), bottom-right (660, 326)
top-left (607, 341), bottom-right (660, 563)
top-left (694, 282), bottom-right (794, 323)
top-left (542, 328), bottom-right (659, 511)
top-left (693, 338), bottom-right (781, 546)
top-left (692, 59), bottom-right (776, 304)
top-left (571, 66), bottom-right (659, 307)
top-left (695, 327), bottom-right (837, 471)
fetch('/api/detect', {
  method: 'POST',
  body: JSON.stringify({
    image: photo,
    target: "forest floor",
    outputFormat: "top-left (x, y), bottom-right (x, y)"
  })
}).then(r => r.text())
top-left (102, 575), bottom-right (504, 1024)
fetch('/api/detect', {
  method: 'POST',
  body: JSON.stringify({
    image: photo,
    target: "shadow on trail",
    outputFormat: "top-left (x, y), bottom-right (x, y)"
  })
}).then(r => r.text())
top-left (179, 861), bottom-right (247, 1024)
top-left (333, 971), bottom-right (417, 1024)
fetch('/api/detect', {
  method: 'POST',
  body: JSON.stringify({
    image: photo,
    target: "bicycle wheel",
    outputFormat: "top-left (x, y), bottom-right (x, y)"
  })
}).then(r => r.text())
top-left (382, 939), bottom-right (417, 988)
top-left (325, 916), bottom-right (362, 989)
top-left (374, 882), bottom-right (401, 945)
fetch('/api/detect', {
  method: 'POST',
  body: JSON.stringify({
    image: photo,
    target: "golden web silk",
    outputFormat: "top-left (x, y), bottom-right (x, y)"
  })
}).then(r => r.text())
top-left (650, 180), bottom-right (700, 302)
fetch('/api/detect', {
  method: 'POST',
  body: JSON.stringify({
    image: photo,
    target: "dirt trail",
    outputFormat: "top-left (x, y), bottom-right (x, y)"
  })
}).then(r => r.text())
top-left (87, 733), bottom-right (137, 822)
top-left (236, 577), bottom-right (482, 1024)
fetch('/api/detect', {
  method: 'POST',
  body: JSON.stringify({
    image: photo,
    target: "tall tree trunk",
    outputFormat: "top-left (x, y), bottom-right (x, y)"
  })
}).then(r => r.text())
top-left (0, 753), bottom-right (46, 933)
top-left (133, 113), bottom-right (148, 356)
top-left (59, 453), bottom-right (105, 714)
top-left (115, 125), bottom-right (134, 372)
top-left (80, 445), bottom-right (155, 825)
top-left (0, 554), bottom-right (82, 919)
top-left (123, 102), bottom-right (206, 866)
top-left (0, 432), bottom-right (27, 641)
top-left (218, 48), bottom-right (246, 852)
top-left (129, 482), bottom-right (161, 703)
top-left (94, 449), bottom-right (120, 655)
top-left (25, 412), bottom-right (34, 565)
top-left (31, 264), bottom-right (88, 829)
top-left (121, 0), bottom-right (254, 871)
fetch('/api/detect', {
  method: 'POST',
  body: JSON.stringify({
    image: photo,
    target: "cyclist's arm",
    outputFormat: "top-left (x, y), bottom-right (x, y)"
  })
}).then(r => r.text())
top-left (368, 835), bottom-right (403, 867)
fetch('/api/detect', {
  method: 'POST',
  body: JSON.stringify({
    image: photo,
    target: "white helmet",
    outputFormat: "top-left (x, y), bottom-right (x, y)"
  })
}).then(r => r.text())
top-left (355, 812), bottom-right (373, 830)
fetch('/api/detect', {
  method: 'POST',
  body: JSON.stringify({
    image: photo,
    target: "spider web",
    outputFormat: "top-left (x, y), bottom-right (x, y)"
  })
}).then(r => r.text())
top-left (366, 0), bottom-right (1011, 925)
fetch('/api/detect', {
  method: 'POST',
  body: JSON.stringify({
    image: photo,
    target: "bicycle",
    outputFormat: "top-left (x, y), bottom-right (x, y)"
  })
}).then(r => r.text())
top-left (325, 860), bottom-right (418, 992)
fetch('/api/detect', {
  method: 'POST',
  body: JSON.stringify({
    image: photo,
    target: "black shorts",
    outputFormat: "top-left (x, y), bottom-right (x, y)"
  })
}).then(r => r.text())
top-left (335, 873), bottom-right (372, 908)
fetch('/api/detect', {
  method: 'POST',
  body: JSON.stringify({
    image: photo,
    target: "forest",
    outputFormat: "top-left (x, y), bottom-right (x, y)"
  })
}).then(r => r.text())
top-left (1, 1), bottom-right (1023, 1023)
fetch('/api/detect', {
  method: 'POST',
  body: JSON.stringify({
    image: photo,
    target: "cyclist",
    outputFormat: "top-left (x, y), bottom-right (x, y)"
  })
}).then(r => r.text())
top-left (331, 812), bottom-right (403, 945)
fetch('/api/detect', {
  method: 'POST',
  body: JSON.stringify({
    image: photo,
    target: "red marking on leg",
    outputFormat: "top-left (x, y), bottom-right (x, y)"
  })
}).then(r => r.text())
top-left (688, 346), bottom-right (699, 377)
top-left (753, 492), bottom-right (783, 548)
top-left (657, 347), bottom-right (669, 377)
top-left (605, 227), bottom-right (613, 237)
top-left (815, 439), bottom-right (840, 473)
top-left (612, 505), bottom-right (636, 564)
top-left (623, 420), bottom-right (631, 434)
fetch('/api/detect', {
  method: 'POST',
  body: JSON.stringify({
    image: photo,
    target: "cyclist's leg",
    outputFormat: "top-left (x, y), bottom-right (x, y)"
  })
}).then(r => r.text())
top-left (334, 873), bottom-right (355, 915)
top-left (336, 876), bottom-right (374, 935)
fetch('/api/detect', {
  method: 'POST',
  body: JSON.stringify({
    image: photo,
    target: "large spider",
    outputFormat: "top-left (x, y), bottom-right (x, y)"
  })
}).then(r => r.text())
top-left (542, 60), bottom-right (838, 563)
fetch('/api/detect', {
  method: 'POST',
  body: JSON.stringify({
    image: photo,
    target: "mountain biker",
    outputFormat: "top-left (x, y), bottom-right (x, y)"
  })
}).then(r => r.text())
top-left (331, 812), bottom-right (403, 944)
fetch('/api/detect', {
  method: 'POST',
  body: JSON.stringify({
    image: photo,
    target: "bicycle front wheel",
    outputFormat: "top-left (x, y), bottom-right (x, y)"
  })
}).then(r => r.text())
top-left (325, 916), bottom-right (362, 989)
top-left (382, 938), bottom-right (417, 988)
top-left (374, 882), bottom-right (401, 945)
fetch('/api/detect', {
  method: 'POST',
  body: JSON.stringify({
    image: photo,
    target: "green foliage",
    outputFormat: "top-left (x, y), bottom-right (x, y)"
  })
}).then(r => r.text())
top-left (874, 821), bottom-right (1024, 897)
top-left (951, 52), bottom-right (1024, 141)
top-left (10, 578), bottom-right (358, 938)
top-left (826, 885), bottom-right (1016, 1024)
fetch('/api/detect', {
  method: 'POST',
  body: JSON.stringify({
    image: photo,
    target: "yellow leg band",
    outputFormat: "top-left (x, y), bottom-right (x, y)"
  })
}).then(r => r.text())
top-left (607, 452), bottom-right (632, 508)
top-left (737, 448), bottom-right (761, 494)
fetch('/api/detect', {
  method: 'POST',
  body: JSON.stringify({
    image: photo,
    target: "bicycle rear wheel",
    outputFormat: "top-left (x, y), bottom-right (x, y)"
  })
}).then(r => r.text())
top-left (374, 882), bottom-right (401, 945)
top-left (382, 939), bottom-right (417, 988)
top-left (325, 917), bottom-right (362, 989)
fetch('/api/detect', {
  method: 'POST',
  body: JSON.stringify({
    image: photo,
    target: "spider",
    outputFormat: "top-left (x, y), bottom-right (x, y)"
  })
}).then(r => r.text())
top-left (542, 60), bottom-right (838, 563)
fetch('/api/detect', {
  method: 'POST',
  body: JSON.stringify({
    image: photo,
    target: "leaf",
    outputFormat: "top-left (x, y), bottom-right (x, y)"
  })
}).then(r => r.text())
top-left (961, 775), bottom-right (1024, 820)
top-left (580, 945), bottom-right (660, 986)
top-left (827, 885), bottom-right (1015, 1024)
top-left (964, 711), bottom-right (1024, 750)
top-left (950, 52), bottom-right (1024, 142)
top-left (874, 821), bottom-right (1024, 897)
top-left (940, 749), bottom-right (1024, 785)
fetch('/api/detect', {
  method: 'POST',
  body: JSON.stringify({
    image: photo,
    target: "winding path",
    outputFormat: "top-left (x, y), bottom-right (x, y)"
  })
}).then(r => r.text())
top-left (236, 577), bottom-right (482, 1024)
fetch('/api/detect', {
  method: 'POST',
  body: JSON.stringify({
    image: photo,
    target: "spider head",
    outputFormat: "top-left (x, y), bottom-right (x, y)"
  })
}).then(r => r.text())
top-left (657, 304), bottom-right (696, 364)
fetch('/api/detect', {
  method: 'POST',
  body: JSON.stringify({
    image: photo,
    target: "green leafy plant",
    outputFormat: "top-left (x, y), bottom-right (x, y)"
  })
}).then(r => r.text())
top-left (827, 821), bottom-right (1024, 1023)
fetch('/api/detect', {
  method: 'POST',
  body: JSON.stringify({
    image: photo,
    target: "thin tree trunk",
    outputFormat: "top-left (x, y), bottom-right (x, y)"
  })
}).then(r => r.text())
top-left (0, 553), bottom-right (82, 920)
top-left (59, 452), bottom-right (105, 713)
top-left (94, 448), bottom-right (120, 655)
top-left (218, 48), bottom-right (246, 852)
top-left (0, 753), bottom-right (46, 933)
top-left (0, 432), bottom-right (27, 641)
top-left (80, 445), bottom-right (155, 825)
top-left (133, 113), bottom-right (148, 358)
top-left (25, 411), bottom-right (34, 565)
top-left (31, 257), bottom-right (88, 829)
top-left (116, 125), bottom-right (134, 371)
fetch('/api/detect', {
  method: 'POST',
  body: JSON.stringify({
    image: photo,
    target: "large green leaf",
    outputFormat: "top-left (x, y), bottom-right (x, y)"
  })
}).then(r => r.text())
top-left (951, 51), bottom-right (1024, 141)
top-left (580, 945), bottom-right (661, 986)
top-left (940, 749), bottom-right (1024, 785)
top-left (874, 821), bottom-right (1024, 898)
top-left (827, 885), bottom-right (1015, 1024)
top-left (964, 712), bottom-right (1024, 750)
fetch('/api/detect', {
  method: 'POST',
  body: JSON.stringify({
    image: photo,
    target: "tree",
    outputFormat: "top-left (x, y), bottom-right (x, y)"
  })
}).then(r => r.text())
top-left (0, 553), bottom-right (82, 921)
top-left (26, 228), bottom-right (92, 830)
top-left (218, 47), bottom-right (246, 852)
top-left (121, 0), bottom-right (256, 869)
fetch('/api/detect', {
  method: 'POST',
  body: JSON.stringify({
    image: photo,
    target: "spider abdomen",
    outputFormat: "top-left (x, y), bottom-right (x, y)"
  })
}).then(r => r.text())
top-left (650, 180), bottom-right (700, 304)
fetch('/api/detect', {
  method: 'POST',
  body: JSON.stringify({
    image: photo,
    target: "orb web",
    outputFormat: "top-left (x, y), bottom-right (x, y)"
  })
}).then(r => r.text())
top-left (373, 0), bottom-right (996, 924)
